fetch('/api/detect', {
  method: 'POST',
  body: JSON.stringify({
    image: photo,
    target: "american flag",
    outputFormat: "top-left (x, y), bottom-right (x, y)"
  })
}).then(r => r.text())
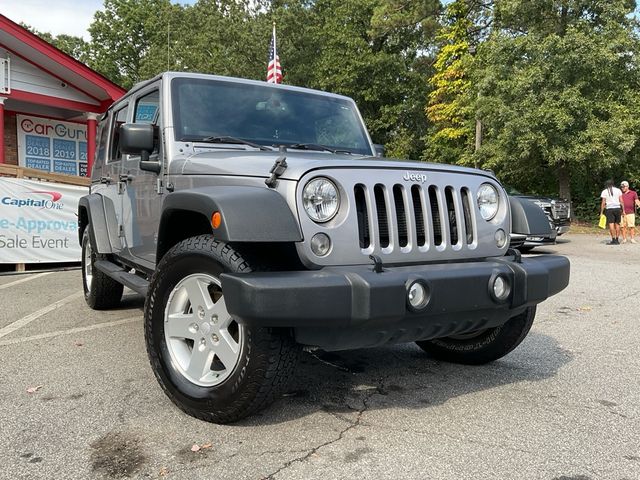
top-left (267, 24), bottom-right (282, 84)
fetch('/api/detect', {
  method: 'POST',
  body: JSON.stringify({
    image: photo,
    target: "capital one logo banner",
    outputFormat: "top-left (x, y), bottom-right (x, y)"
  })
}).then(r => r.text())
top-left (0, 178), bottom-right (87, 263)
top-left (17, 115), bottom-right (89, 177)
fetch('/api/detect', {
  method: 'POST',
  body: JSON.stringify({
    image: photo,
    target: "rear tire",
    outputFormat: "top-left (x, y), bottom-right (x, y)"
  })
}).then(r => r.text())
top-left (81, 228), bottom-right (123, 310)
top-left (415, 307), bottom-right (536, 365)
top-left (145, 235), bottom-right (300, 424)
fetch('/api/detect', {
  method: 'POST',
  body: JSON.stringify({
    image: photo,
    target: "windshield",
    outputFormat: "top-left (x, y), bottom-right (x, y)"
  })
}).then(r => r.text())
top-left (171, 78), bottom-right (373, 155)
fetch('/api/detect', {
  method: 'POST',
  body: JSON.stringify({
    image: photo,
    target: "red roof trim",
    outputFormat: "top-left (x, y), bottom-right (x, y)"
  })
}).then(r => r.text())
top-left (1, 43), bottom-right (103, 105)
top-left (0, 14), bottom-right (126, 101)
top-left (8, 89), bottom-right (104, 113)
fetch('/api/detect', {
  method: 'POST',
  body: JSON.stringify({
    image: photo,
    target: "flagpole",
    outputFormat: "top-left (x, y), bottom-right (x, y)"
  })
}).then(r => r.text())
top-left (272, 21), bottom-right (277, 76)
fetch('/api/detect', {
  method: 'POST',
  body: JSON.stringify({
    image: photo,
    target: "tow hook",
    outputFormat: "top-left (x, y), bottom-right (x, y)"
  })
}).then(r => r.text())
top-left (369, 254), bottom-right (385, 273)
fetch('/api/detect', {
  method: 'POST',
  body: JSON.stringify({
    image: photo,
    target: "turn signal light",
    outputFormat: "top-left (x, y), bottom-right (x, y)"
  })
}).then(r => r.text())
top-left (211, 212), bottom-right (222, 229)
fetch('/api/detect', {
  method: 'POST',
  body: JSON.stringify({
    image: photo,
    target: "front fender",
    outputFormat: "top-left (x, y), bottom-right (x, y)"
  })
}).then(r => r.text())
top-left (509, 196), bottom-right (553, 236)
top-left (159, 186), bottom-right (303, 243)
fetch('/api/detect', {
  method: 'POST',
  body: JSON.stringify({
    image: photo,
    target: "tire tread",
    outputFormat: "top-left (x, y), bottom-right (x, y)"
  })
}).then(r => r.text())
top-left (145, 235), bottom-right (300, 424)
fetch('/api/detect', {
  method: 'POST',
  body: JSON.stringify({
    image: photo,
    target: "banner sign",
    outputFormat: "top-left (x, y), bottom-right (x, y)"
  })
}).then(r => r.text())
top-left (17, 115), bottom-right (88, 177)
top-left (0, 178), bottom-right (87, 263)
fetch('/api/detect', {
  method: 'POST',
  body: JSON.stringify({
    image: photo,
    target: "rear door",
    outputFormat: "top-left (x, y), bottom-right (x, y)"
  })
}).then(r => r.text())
top-left (94, 104), bottom-right (130, 254)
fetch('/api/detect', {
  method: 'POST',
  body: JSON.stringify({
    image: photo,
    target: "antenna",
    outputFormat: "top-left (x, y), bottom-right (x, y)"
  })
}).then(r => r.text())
top-left (167, 14), bottom-right (170, 71)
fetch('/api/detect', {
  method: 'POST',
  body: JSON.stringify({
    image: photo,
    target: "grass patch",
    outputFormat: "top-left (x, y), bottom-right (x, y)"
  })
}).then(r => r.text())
top-left (569, 221), bottom-right (607, 235)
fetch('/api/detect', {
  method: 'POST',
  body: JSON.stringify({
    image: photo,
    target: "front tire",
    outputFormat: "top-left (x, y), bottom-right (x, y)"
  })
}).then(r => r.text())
top-left (415, 307), bottom-right (536, 365)
top-left (145, 235), bottom-right (300, 424)
top-left (81, 228), bottom-right (123, 310)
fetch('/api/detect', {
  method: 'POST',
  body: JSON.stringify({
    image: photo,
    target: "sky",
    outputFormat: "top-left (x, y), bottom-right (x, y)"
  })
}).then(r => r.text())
top-left (1, 0), bottom-right (196, 39)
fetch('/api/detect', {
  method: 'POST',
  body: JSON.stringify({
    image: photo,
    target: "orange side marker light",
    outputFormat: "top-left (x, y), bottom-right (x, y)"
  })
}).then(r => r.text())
top-left (211, 211), bottom-right (222, 229)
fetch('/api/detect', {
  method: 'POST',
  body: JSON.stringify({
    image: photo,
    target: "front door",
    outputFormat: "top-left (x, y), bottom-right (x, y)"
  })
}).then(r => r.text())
top-left (121, 86), bottom-right (163, 265)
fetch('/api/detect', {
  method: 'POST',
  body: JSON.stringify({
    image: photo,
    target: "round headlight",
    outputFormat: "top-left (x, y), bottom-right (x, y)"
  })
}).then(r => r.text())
top-left (303, 178), bottom-right (340, 223)
top-left (477, 183), bottom-right (499, 220)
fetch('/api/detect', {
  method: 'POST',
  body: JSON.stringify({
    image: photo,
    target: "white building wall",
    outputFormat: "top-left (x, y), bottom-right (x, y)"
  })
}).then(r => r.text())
top-left (7, 53), bottom-right (99, 106)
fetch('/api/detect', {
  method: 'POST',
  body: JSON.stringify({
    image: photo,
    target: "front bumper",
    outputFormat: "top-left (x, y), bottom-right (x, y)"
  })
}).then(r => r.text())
top-left (221, 254), bottom-right (570, 350)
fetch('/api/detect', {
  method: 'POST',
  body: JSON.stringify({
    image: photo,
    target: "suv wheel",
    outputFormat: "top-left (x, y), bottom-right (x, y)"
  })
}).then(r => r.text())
top-left (81, 228), bottom-right (123, 309)
top-left (415, 307), bottom-right (536, 365)
top-left (145, 235), bottom-right (300, 424)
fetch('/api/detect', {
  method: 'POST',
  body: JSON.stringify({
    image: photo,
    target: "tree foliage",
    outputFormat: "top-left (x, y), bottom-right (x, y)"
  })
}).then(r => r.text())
top-left (474, 0), bottom-right (640, 203)
top-left (424, 0), bottom-right (476, 165)
top-left (21, 0), bottom-right (640, 215)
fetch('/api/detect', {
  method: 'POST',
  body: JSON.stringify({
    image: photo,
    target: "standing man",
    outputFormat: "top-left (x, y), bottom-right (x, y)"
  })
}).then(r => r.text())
top-left (600, 179), bottom-right (623, 245)
top-left (619, 180), bottom-right (640, 244)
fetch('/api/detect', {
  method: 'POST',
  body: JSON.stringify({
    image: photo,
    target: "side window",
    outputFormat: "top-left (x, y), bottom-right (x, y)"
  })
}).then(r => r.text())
top-left (109, 106), bottom-right (129, 163)
top-left (134, 90), bottom-right (160, 156)
top-left (96, 117), bottom-right (109, 163)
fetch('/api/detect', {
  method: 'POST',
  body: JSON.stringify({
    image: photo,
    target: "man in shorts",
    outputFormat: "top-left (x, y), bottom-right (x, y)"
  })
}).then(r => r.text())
top-left (619, 180), bottom-right (640, 244)
top-left (600, 179), bottom-right (623, 245)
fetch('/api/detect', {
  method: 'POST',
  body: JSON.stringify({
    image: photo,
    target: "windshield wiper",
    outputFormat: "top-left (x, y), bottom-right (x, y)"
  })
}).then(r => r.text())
top-left (284, 143), bottom-right (353, 155)
top-left (197, 135), bottom-right (272, 151)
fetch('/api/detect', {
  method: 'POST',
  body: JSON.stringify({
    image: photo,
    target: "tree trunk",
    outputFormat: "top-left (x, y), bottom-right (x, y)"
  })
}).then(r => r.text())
top-left (557, 162), bottom-right (571, 202)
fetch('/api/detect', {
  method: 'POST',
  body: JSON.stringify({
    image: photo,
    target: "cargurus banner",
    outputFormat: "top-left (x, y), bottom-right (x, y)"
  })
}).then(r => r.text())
top-left (0, 178), bottom-right (87, 263)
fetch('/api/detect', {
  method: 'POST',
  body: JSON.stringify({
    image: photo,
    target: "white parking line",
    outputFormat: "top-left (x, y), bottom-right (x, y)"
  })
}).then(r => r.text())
top-left (0, 317), bottom-right (141, 346)
top-left (0, 272), bottom-right (53, 291)
top-left (0, 291), bottom-right (84, 339)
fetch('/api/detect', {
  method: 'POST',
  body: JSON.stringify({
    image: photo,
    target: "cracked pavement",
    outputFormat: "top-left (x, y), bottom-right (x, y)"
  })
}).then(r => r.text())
top-left (0, 233), bottom-right (639, 480)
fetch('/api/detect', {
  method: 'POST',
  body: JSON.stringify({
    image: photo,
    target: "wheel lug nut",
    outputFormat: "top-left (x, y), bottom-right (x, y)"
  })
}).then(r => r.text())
top-left (198, 338), bottom-right (206, 351)
top-left (197, 306), bottom-right (205, 320)
top-left (211, 314), bottom-right (218, 324)
top-left (211, 334), bottom-right (219, 343)
top-left (189, 323), bottom-right (199, 333)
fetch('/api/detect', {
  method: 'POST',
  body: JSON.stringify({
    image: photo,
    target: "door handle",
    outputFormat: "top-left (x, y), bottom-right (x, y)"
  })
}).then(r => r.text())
top-left (100, 176), bottom-right (113, 184)
top-left (119, 174), bottom-right (134, 183)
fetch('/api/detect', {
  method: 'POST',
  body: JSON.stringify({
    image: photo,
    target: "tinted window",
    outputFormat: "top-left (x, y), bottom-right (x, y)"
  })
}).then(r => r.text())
top-left (109, 106), bottom-right (129, 163)
top-left (171, 78), bottom-right (372, 155)
top-left (96, 117), bottom-right (109, 164)
top-left (134, 90), bottom-right (160, 156)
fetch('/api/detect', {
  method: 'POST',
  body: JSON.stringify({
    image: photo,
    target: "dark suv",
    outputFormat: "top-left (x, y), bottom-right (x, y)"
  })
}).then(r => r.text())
top-left (508, 189), bottom-right (571, 250)
top-left (78, 72), bottom-right (570, 423)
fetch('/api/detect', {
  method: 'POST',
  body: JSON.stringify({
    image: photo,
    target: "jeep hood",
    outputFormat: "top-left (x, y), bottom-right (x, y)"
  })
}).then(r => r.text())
top-left (172, 150), bottom-right (494, 181)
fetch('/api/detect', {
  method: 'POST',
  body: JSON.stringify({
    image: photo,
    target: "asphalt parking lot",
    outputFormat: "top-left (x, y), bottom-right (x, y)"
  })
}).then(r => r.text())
top-left (0, 233), bottom-right (639, 480)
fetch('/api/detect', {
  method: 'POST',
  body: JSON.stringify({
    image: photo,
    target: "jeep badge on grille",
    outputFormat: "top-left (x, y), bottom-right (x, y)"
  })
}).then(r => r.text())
top-left (403, 172), bottom-right (428, 183)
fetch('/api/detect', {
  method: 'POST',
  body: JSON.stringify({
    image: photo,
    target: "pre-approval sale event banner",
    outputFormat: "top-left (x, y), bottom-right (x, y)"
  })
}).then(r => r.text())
top-left (16, 115), bottom-right (89, 177)
top-left (0, 178), bottom-right (87, 263)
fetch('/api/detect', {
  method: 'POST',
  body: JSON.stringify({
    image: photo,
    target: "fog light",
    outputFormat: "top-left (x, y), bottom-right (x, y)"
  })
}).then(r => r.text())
top-left (310, 233), bottom-right (331, 256)
top-left (491, 275), bottom-right (511, 301)
top-left (495, 229), bottom-right (507, 248)
top-left (407, 281), bottom-right (430, 310)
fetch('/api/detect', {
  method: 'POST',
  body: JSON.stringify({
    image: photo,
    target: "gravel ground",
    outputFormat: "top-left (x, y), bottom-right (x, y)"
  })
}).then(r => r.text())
top-left (0, 233), bottom-right (638, 480)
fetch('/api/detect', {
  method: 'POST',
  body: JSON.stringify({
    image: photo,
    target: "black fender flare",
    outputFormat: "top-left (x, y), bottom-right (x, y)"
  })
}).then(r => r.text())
top-left (158, 185), bottom-right (302, 251)
top-left (78, 194), bottom-right (113, 254)
top-left (509, 196), bottom-right (552, 236)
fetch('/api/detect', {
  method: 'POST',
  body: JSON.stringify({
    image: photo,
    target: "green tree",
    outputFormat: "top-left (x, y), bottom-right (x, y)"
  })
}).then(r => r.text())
top-left (422, 0), bottom-right (494, 165)
top-left (474, 0), bottom-right (640, 203)
top-left (272, 0), bottom-right (436, 159)
top-left (21, 25), bottom-right (92, 65)
top-left (89, 0), bottom-right (178, 88)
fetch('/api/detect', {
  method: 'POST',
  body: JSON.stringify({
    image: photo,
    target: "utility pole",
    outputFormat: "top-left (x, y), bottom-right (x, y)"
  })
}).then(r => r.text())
top-left (474, 117), bottom-right (482, 169)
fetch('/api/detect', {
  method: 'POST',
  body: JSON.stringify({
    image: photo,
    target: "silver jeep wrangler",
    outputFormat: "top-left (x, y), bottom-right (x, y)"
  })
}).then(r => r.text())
top-left (78, 72), bottom-right (570, 423)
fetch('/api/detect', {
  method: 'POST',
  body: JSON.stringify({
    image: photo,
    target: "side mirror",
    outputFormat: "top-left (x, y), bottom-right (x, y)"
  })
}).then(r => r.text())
top-left (373, 144), bottom-right (385, 157)
top-left (120, 123), bottom-right (154, 155)
top-left (120, 123), bottom-right (160, 173)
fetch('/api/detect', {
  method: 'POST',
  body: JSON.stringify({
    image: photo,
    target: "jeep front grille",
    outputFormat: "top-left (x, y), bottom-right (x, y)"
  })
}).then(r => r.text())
top-left (296, 168), bottom-right (508, 266)
top-left (354, 183), bottom-right (476, 253)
